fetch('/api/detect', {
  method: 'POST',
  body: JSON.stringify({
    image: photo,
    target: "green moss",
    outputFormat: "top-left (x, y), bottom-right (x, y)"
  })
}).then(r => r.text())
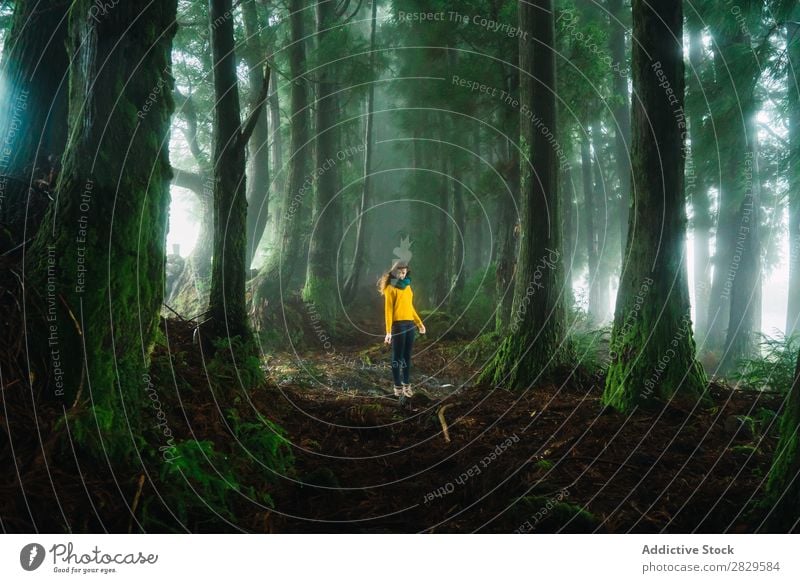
top-left (512, 494), bottom-right (599, 533)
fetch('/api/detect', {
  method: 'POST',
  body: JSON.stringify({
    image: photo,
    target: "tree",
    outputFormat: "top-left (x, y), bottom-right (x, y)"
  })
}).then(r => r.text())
top-left (242, 0), bottom-right (271, 270)
top-left (207, 0), bottom-right (270, 339)
top-left (303, 0), bottom-right (344, 322)
top-left (602, 0), bottom-right (706, 412)
top-left (478, 0), bottom-right (570, 388)
top-left (701, 6), bottom-right (762, 357)
top-left (786, 18), bottom-right (800, 336)
top-left (26, 0), bottom-right (178, 452)
top-left (685, 14), bottom-right (712, 342)
top-left (607, 0), bottom-right (631, 258)
top-left (342, 0), bottom-right (378, 306)
top-left (0, 0), bottom-right (69, 236)
top-left (253, 0), bottom-right (312, 324)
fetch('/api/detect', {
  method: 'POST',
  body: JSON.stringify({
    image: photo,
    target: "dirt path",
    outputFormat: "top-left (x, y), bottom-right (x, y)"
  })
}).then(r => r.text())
top-left (258, 336), bottom-right (781, 534)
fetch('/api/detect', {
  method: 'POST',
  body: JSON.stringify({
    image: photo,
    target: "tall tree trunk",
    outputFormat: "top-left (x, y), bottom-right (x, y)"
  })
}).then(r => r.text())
top-left (495, 157), bottom-right (518, 333)
top-left (704, 31), bottom-right (760, 356)
top-left (208, 0), bottom-right (269, 338)
top-left (433, 115), bottom-right (451, 304)
top-left (591, 122), bottom-right (610, 322)
top-left (602, 0), bottom-right (706, 412)
top-left (562, 165), bottom-right (578, 310)
top-left (253, 0), bottom-right (312, 323)
top-left (0, 0), bottom-right (69, 236)
top-left (581, 129), bottom-right (599, 316)
top-left (495, 64), bottom-right (520, 333)
top-left (343, 0), bottom-right (377, 306)
top-left (447, 128), bottom-right (466, 309)
top-left (242, 0), bottom-right (271, 270)
top-left (607, 0), bottom-right (631, 259)
top-left (303, 0), bottom-right (342, 322)
top-left (786, 21), bottom-right (800, 337)
top-left (26, 0), bottom-right (178, 448)
top-left (478, 0), bottom-right (569, 388)
top-left (686, 14), bottom-right (711, 343)
top-left (721, 114), bottom-right (761, 372)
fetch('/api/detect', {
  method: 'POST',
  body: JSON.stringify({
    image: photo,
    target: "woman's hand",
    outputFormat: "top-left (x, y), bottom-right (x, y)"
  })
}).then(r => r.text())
top-left (418, 324), bottom-right (426, 334)
top-left (384, 333), bottom-right (392, 344)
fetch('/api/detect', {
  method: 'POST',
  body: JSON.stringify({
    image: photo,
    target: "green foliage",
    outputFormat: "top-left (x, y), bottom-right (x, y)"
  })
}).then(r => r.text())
top-left (54, 405), bottom-right (121, 460)
top-left (569, 315), bottom-right (612, 378)
top-left (226, 408), bottom-right (294, 481)
top-left (207, 334), bottom-right (265, 389)
top-left (513, 494), bottom-right (599, 533)
top-left (731, 333), bottom-right (800, 393)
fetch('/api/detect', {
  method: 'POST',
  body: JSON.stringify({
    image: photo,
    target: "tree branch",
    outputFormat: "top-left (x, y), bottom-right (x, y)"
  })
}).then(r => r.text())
top-left (173, 88), bottom-right (209, 168)
top-left (238, 65), bottom-right (271, 148)
top-left (171, 167), bottom-right (207, 197)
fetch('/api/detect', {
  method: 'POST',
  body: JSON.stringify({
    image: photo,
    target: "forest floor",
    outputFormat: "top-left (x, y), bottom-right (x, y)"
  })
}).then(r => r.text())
top-left (233, 309), bottom-right (784, 534)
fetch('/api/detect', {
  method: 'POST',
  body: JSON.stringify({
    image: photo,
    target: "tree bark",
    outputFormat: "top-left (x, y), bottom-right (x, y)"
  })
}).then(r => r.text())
top-left (303, 0), bottom-right (343, 322)
top-left (786, 21), bottom-right (800, 337)
top-left (703, 30), bottom-right (760, 355)
top-left (343, 0), bottom-right (377, 306)
top-left (253, 0), bottom-right (312, 324)
top-left (478, 0), bottom-right (569, 388)
top-left (0, 0), bottom-right (69, 235)
top-left (686, 15), bottom-right (711, 343)
top-left (495, 64), bottom-right (520, 333)
top-left (208, 0), bottom-right (269, 338)
top-left (721, 114), bottom-right (761, 372)
top-left (26, 0), bottom-right (178, 439)
top-left (607, 0), bottom-right (631, 259)
top-left (602, 0), bottom-right (706, 412)
top-left (591, 122), bottom-right (610, 322)
top-left (242, 0), bottom-right (271, 270)
top-left (581, 128), bottom-right (599, 316)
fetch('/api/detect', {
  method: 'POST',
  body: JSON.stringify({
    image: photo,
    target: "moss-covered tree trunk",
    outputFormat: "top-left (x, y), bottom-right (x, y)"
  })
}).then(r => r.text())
top-left (786, 20), bottom-right (800, 337)
top-left (242, 0), bottom-right (271, 270)
top-left (0, 0), bottom-right (69, 233)
top-left (253, 0), bottom-right (311, 322)
top-left (494, 65), bottom-right (520, 333)
top-left (607, 0), bottom-right (630, 259)
top-left (208, 0), bottom-right (269, 339)
top-left (765, 344), bottom-right (800, 531)
top-left (601, 0), bottom-right (706, 412)
top-left (303, 0), bottom-right (342, 323)
top-left (25, 0), bottom-right (178, 451)
top-left (478, 0), bottom-right (569, 388)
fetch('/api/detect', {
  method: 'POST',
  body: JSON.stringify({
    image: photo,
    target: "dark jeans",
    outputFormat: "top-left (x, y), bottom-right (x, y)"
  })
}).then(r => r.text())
top-left (391, 320), bottom-right (416, 386)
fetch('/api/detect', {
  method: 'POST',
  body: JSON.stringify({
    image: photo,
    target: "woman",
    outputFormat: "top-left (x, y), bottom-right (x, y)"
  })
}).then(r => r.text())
top-left (377, 260), bottom-right (426, 398)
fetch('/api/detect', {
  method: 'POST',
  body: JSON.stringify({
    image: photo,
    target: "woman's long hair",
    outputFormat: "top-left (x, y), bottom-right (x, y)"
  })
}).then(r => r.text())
top-left (376, 260), bottom-right (410, 295)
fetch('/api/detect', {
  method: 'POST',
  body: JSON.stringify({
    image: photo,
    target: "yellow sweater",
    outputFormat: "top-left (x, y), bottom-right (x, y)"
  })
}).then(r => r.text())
top-left (383, 284), bottom-right (423, 334)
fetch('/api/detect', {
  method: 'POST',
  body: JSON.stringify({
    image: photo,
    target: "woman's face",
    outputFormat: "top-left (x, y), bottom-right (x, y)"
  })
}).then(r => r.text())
top-left (397, 267), bottom-right (408, 278)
